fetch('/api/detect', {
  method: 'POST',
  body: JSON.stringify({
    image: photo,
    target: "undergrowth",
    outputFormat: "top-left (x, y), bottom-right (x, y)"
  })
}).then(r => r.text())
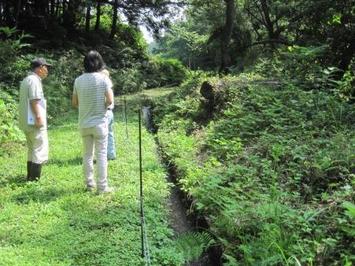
top-left (155, 74), bottom-right (355, 265)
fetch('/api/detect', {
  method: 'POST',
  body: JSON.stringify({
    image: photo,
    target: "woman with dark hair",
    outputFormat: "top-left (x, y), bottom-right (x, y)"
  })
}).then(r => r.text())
top-left (72, 50), bottom-right (114, 193)
top-left (84, 50), bottom-right (105, 73)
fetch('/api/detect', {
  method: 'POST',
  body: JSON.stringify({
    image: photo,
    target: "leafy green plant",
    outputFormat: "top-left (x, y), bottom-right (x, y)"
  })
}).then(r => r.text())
top-left (0, 27), bottom-right (30, 150)
top-left (336, 68), bottom-right (355, 101)
top-left (0, 95), bottom-right (25, 149)
top-left (143, 56), bottom-right (187, 89)
top-left (0, 27), bottom-right (31, 93)
top-left (112, 65), bottom-right (146, 94)
top-left (174, 231), bottom-right (215, 263)
top-left (343, 201), bottom-right (355, 219)
top-left (255, 45), bottom-right (344, 90)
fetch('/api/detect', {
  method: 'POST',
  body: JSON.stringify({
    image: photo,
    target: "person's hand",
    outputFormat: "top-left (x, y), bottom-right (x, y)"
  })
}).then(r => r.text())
top-left (35, 116), bottom-right (44, 128)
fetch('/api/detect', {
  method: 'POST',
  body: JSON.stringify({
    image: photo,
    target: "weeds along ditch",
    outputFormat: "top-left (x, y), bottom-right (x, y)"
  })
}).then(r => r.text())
top-left (157, 141), bottom-right (224, 266)
top-left (141, 104), bottom-right (222, 266)
top-left (149, 74), bottom-right (355, 265)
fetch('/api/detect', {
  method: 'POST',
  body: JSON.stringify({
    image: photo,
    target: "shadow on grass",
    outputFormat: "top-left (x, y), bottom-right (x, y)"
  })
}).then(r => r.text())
top-left (48, 110), bottom-right (77, 128)
top-left (12, 186), bottom-right (77, 204)
top-left (47, 157), bottom-right (82, 166)
top-left (0, 174), bottom-right (28, 188)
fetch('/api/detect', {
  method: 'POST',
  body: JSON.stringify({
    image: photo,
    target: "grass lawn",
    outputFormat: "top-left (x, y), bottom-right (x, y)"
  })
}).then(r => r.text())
top-left (0, 105), bottom-right (183, 265)
top-left (120, 87), bottom-right (176, 106)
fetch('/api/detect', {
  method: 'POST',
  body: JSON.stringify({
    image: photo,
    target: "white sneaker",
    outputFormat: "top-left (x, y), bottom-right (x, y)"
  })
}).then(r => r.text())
top-left (98, 187), bottom-right (115, 194)
top-left (86, 186), bottom-right (96, 192)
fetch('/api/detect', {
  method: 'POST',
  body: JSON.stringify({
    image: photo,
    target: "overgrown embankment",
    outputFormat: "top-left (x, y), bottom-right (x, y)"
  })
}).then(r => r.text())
top-left (153, 74), bottom-right (355, 265)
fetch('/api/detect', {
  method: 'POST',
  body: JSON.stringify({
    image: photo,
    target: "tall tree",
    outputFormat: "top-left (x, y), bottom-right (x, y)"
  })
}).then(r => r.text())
top-left (3, 0), bottom-right (13, 26)
top-left (220, 0), bottom-right (236, 73)
top-left (110, 0), bottom-right (119, 39)
top-left (95, 0), bottom-right (102, 31)
top-left (244, 0), bottom-right (293, 48)
top-left (15, 0), bottom-right (23, 27)
top-left (0, 1), bottom-right (2, 25)
top-left (50, 0), bottom-right (55, 16)
top-left (85, 0), bottom-right (91, 32)
top-left (35, 0), bottom-right (48, 16)
top-left (0, 0), bottom-right (185, 46)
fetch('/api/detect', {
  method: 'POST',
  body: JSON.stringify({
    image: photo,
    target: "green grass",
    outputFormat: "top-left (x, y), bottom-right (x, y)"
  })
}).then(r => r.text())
top-left (141, 87), bottom-right (176, 98)
top-left (118, 87), bottom-right (176, 108)
top-left (0, 107), bottom-right (183, 265)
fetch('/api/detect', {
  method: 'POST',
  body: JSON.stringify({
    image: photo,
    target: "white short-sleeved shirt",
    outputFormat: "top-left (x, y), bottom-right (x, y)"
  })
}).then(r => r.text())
top-left (73, 72), bottom-right (113, 128)
top-left (19, 72), bottom-right (46, 131)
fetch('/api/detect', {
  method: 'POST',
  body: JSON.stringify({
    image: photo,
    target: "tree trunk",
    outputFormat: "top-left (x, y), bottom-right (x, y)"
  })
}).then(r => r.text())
top-left (0, 1), bottom-right (2, 24)
top-left (35, 0), bottom-right (47, 16)
top-left (219, 0), bottom-right (236, 73)
top-left (50, 0), bottom-right (55, 16)
top-left (15, 0), bottom-right (22, 27)
top-left (95, 0), bottom-right (102, 31)
top-left (85, 1), bottom-right (91, 32)
top-left (3, 0), bottom-right (13, 26)
top-left (110, 0), bottom-right (119, 39)
top-left (337, 40), bottom-right (355, 78)
top-left (55, 0), bottom-right (60, 17)
top-left (260, 0), bottom-right (273, 37)
top-left (63, 0), bottom-right (75, 32)
top-left (62, 0), bottom-right (66, 15)
top-left (259, 0), bottom-right (280, 49)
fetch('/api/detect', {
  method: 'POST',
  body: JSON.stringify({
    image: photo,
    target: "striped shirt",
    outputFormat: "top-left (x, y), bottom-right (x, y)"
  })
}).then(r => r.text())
top-left (73, 72), bottom-right (113, 128)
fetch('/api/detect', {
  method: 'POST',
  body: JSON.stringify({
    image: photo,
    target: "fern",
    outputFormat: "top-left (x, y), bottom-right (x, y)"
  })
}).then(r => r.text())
top-left (343, 201), bottom-right (355, 219)
top-left (174, 231), bottom-right (215, 263)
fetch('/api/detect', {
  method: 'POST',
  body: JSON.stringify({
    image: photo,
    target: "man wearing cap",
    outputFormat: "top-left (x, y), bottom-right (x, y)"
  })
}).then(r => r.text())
top-left (19, 58), bottom-right (51, 181)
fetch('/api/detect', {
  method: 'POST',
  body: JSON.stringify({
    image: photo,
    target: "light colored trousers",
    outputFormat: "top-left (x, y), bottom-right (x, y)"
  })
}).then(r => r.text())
top-left (24, 127), bottom-right (48, 164)
top-left (107, 110), bottom-right (116, 159)
top-left (80, 122), bottom-right (109, 190)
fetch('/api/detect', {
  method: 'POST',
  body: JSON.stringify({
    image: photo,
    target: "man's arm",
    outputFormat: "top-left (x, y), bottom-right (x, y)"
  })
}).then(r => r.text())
top-left (30, 99), bottom-right (44, 128)
top-left (105, 88), bottom-right (113, 107)
top-left (72, 93), bottom-right (78, 108)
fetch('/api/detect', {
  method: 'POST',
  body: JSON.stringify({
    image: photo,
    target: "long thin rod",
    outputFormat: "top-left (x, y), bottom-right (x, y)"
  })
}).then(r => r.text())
top-left (138, 109), bottom-right (144, 258)
top-left (124, 96), bottom-right (128, 138)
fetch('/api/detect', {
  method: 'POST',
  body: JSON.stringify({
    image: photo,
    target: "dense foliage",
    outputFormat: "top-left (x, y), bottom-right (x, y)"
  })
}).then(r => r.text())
top-left (0, 27), bottom-right (29, 146)
top-left (154, 73), bottom-right (355, 265)
top-left (0, 0), bottom-right (181, 39)
top-left (153, 0), bottom-right (355, 78)
top-left (0, 0), bottom-right (187, 135)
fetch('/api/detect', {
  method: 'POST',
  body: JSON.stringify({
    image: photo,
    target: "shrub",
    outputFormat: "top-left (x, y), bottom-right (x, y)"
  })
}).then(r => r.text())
top-left (0, 91), bottom-right (24, 151)
top-left (111, 65), bottom-right (146, 95)
top-left (144, 57), bottom-right (187, 88)
top-left (336, 67), bottom-right (355, 102)
top-left (255, 45), bottom-right (343, 91)
top-left (44, 49), bottom-right (82, 118)
top-left (0, 27), bottom-right (31, 95)
top-left (0, 27), bottom-right (29, 150)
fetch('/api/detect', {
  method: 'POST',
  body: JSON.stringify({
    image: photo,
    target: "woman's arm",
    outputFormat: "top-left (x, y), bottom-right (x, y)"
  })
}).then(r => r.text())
top-left (105, 88), bottom-right (113, 107)
top-left (72, 93), bottom-right (79, 108)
